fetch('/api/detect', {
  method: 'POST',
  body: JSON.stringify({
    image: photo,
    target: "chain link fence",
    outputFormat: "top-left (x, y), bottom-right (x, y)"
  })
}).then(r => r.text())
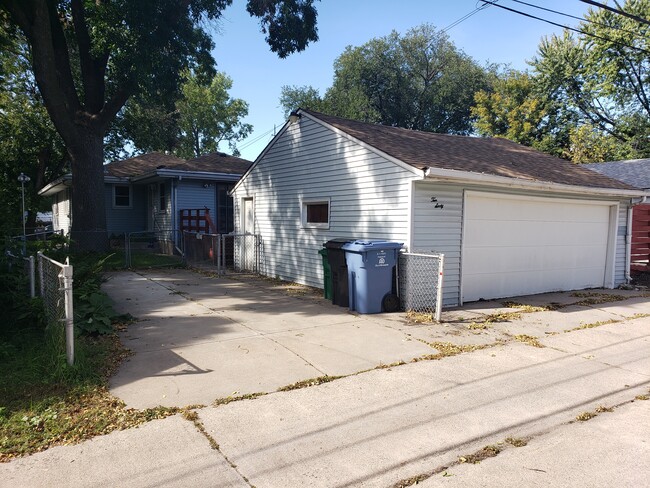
top-left (398, 252), bottom-right (445, 322)
top-left (37, 251), bottom-right (74, 365)
top-left (184, 232), bottom-right (259, 274)
top-left (5, 250), bottom-right (36, 298)
top-left (126, 229), bottom-right (184, 268)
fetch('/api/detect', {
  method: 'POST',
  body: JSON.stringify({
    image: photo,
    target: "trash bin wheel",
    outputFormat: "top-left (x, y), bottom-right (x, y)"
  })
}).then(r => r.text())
top-left (382, 293), bottom-right (400, 313)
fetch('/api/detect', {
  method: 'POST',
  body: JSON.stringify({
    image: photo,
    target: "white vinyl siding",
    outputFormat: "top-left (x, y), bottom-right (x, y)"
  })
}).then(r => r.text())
top-left (410, 182), bottom-right (464, 307)
top-left (52, 189), bottom-right (71, 235)
top-left (233, 117), bottom-right (419, 288)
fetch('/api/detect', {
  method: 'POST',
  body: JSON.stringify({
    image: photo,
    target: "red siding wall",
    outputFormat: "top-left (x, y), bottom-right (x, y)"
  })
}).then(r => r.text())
top-left (631, 204), bottom-right (650, 271)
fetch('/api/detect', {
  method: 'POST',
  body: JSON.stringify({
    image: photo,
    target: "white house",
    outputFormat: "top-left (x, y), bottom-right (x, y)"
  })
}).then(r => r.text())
top-left (231, 109), bottom-right (645, 306)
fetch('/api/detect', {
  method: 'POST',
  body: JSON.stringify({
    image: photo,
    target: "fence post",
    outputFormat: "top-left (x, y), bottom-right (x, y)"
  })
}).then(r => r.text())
top-left (38, 251), bottom-right (45, 297)
top-left (435, 254), bottom-right (445, 322)
top-left (62, 258), bottom-right (74, 366)
top-left (28, 255), bottom-right (35, 298)
top-left (124, 233), bottom-right (129, 268)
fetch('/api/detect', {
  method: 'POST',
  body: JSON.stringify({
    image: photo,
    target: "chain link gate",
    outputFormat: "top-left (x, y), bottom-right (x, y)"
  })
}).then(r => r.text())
top-left (37, 252), bottom-right (74, 365)
top-left (398, 252), bottom-right (445, 322)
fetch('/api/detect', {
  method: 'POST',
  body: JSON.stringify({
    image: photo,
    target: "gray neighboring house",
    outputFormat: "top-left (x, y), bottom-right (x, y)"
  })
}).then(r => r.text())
top-left (39, 151), bottom-right (252, 238)
top-left (585, 159), bottom-right (650, 271)
top-left (232, 109), bottom-right (646, 306)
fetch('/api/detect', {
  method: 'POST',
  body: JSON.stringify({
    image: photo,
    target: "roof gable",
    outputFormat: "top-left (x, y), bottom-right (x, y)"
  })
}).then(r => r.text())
top-left (584, 159), bottom-right (650, 190)
top-left (302, 110), bottom-right (637, 191)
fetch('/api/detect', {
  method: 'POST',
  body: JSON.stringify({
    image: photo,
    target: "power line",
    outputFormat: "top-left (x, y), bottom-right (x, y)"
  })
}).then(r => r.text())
top-left (441, 1), bottom-right (496, 33)
top-left (479, 0), bottom-right (650, 56)
top-left (580, 0), bottom-right (650, 27)
top-left (511, 0), bottom-right (642, 36)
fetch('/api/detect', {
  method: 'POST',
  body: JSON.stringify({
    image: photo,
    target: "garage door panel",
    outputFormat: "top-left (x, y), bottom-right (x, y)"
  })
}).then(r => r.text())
top-left (462, 193), bottom-right (612, 302)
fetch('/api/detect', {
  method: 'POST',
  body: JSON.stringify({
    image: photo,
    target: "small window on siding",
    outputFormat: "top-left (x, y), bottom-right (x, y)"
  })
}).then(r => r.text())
top-left (302, 199), bottom-right (330, 229)
top-left (114, 185), bottom-right (131, 208)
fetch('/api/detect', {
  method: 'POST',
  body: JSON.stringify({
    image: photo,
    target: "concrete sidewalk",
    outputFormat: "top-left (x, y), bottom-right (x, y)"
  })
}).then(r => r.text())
top-left (2, 268), bottom-right (649, 487)
top-left (3, 317), bottom-right (649, 487)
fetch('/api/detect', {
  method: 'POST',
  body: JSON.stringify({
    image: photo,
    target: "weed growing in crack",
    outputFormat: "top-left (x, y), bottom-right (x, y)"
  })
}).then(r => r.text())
top-left (505, 436), bottom-right (528, 447)
top-left (514, 334), bottom-right (544, 348)
top-left (576, 411), bottom-right (597, 421)
top-left (277, 375), bottom-right (343, 392)
top-left (459, 444), bottom-right (502, 464)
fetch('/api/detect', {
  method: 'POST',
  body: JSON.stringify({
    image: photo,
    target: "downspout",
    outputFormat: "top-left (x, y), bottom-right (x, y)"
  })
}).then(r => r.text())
top-left (625, 195), bottom-right (647, 283)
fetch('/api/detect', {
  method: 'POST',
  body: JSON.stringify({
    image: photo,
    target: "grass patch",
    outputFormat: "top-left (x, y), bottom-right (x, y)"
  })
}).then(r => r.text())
top-left (575, 411), bottom-right (597, 421)
top-left (595, 405), bottom-right (614, 413)
top-left (212, 392), bottom-right (266, 407)
top-left (566, 319), bottom-right (620, 332)
top-left (502, 302), bottom-right (552, 313)
top-left (101, 251), bottom-right (184, 270)
top-left (570, 292), bottom-right (628, 306)
top-left (405, 311), bottom-right (434, 323)
top-left (415, 340), bottom-right (499, 360)
top-left (459, 444), bottom-right (502, 464)
top-left (0, 328), bottom-right (179, 462)
top-left (513, 334), bottom-right (544, 348)
top-left (505, 436), bottom-right (528, 447)
top-left (277, 375), bottom-right (343, 392)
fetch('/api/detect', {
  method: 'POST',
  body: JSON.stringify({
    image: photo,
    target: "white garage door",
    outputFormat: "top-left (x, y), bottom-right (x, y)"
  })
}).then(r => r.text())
top-left (462, 192), bottom-right (614, 302)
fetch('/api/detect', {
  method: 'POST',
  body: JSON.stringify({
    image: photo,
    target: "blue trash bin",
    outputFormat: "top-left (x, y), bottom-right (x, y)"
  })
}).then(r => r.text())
top-left (341, 240), bottom-right (403, 314)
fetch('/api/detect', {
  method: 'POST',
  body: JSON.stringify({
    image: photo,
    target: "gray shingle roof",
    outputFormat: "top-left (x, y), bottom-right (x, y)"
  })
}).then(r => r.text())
top-left (584, 159), bottom-right (650, 190)
top-left (304, 110), bottom-right (638, 191)
top-left (104, 151), bottom-right (252, 178)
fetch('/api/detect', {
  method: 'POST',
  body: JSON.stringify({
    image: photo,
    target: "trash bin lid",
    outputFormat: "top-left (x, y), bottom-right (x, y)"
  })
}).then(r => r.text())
top-left (324, 238), bottom-right (355, 250)
top-left (341, 240), bottom-right (404, 252)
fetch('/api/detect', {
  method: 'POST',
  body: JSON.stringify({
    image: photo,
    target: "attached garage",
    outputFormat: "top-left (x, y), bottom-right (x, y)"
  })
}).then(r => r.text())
top-left (461, 192), bottom-right (617, 302)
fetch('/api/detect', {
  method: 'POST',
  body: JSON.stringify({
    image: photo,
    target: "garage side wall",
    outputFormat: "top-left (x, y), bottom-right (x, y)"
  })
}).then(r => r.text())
top-left (233, 117), bottom-right (419, 288)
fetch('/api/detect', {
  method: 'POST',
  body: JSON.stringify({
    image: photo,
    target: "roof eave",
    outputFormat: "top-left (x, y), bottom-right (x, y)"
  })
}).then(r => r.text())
top-left (424, 167), bottom-right (646, 198)
top-left (38, 174), bottom-right (72, 196)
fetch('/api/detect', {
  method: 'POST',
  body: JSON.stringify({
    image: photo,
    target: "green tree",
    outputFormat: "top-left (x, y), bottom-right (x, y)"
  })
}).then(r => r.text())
top-left (0, 25), bottom-right (68, 234)
top-left (279, 85), bottom-right (325, 118)
top-left (280, 24), bottom-right (491, 134)
top-left (471, 69), bottom-right (578, 158)
top-left (175, 71), bottom-right (252, 158)
top-left (531, 0), bottom-right (650, 160)
top-left (0, 0), bottom-right (318, 250)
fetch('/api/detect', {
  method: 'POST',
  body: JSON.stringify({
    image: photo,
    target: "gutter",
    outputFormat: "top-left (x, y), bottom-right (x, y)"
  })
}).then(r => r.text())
top-left (625, 194), bottom-right (648, 283)
top-left (131, 169), bottom-right (242, 183)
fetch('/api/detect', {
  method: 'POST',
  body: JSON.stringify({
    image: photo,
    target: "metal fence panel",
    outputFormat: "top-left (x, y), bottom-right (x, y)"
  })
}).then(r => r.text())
top-left (126, 229), bottom-right (184, 268)
top-left (398, 252), bottom-right (445, 322)
top-left (37, 252), bottom-right (74, 365)
top-left (184, 232), bottom-right (259, 274)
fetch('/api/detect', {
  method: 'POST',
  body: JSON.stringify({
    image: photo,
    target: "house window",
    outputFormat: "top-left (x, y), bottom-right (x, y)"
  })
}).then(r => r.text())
top-left (113, 185), bottom-right (131, 208)
top-left (302, 199), bottom-right (330, 229)
top-left (159, 183), bottom-right (166, 213)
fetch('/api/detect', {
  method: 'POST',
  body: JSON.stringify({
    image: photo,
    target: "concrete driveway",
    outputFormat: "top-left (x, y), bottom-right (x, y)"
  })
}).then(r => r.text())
top-left (105, 268), bottom-right (433, 408)
top-left (105, 268), bottom-right (648, 410)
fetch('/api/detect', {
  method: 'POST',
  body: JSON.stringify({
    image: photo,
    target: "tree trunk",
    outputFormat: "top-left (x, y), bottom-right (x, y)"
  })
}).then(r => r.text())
top-left (68, 130), bottom-right (108, 252)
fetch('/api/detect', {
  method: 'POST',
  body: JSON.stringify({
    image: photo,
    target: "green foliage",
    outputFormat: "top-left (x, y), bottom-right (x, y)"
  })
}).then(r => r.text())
top-left (70, 254), bottom-right (117, 335)
top-left (280, 24), bottom-right (491, 134)
top-left (279, 84), bottom-right (325, 118)
top-left (0, 27), bottom-right (68, 235)
top-left (529, 0), bottom-right (650, 161)
top-left (176, 71), bottom-right (253, 158)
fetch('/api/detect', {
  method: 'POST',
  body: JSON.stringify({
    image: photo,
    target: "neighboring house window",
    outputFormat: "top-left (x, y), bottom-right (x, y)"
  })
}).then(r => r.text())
top-left (113, 185), bottom-right (131, 208)
top-left (302, 199), bottom-right (330, 229)
top-left (159, 183), bottom-right (166, 213)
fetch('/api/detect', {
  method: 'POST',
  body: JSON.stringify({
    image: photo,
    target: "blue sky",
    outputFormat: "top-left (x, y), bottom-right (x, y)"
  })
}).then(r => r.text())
top-left (210, 0), bottom-right (592, 161)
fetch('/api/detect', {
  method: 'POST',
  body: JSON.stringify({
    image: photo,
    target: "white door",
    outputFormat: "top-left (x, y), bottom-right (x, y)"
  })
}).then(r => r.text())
top-left (241, 198), bottom-right (255, 270)
top-left (462, 192), bottom-right (614, 302)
